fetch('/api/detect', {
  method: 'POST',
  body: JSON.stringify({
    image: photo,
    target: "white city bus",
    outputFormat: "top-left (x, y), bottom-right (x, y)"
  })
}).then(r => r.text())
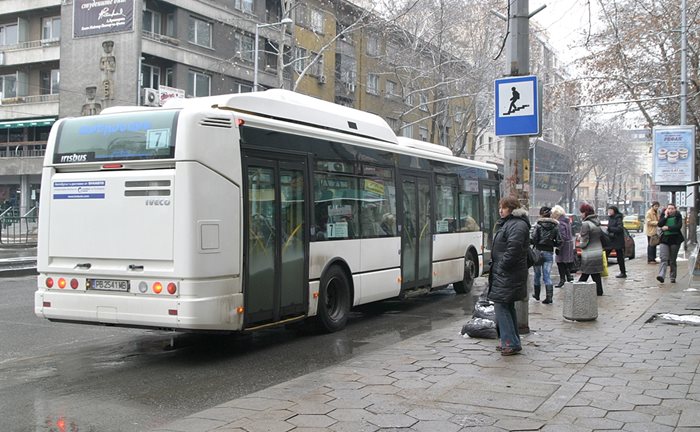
top-left (35, 90), bottom-right (499, 333)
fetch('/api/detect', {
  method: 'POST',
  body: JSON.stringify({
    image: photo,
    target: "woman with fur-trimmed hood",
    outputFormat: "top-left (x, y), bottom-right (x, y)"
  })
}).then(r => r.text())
top-left (488, 196), bottom-right (530, 356)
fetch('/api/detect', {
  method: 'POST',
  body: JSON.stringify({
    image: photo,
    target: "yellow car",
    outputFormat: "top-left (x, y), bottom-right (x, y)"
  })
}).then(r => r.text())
top-left (623, 215), bottom-right (642, 233)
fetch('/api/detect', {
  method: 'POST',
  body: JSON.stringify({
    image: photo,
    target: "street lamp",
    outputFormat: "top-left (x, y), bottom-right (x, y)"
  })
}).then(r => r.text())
top-left (254, 18), bottom-right (293, 92)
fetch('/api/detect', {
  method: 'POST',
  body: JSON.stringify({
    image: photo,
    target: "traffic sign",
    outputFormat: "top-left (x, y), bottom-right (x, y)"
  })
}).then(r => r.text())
top-left (494, 75), bottom-right (540, 136)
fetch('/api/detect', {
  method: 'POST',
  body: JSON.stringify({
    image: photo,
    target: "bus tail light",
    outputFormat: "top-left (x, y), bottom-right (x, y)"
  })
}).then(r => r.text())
top-left (167, 283), bottom-right (177, 295)
top-left (236, 118), bottom-right (245, 127)
top-left (152, 282), bottom-right (163, 294)
top-left (168, 309), bottom-right (178, 316)
top-left (70, 279), bottom-right (79, 289)
top-left (43, 301), bottom-right (51, 308)
top-left (236, 306), bottom-right (244, 314)
top-left (46, 278), bottom-right (54, 288)
top-left (58, 278), bottom-right (67, 289)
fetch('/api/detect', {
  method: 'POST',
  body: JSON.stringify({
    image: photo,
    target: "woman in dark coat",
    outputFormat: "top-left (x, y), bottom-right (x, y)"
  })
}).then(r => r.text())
top-left (551, 205), bottom-right (574, 287)
top-left (606, 205), bottom-right (627, 278)
top-left (656, 203), bottom-right (684, 283)
top-left (578, 203), bottom-right (605, 296)
top-left (488, 196), bottom-right (530, 356)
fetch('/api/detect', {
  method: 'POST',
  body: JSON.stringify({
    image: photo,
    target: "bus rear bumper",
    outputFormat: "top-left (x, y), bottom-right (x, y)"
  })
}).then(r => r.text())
top-left (34, 289), bottom-right (244, 331)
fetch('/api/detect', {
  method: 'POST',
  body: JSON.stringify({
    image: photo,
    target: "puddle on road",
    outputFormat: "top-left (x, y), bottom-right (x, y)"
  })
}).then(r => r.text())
top-left (646, 313), bottom-right (700, 326)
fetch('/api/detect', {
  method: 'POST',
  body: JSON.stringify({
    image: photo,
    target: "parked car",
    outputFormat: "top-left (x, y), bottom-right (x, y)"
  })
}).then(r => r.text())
top-left (572, 222), bottom-right (635, 271)
top-left (623, 215), bottom-right (643, 233)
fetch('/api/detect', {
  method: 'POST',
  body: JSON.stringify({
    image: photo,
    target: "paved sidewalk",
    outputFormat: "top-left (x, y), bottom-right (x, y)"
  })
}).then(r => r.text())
top-left (150, 255), bottom-right (699, 431)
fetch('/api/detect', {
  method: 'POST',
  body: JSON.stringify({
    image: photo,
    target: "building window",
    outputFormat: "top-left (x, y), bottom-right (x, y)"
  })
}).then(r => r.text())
top-left (0, 74), bottom-right (17, 98)
top-left (455, 111), bottom-right (464, 123)
top-left (165, 68), bottom-right (174, 87)
top-left (401, 122), bottom-right (413, 138)
top-left (166, 14), bottom-right (175, 36)
top-left (367, 73), bottom-right (379, 95)
top-left (0, 23), bottom-right (18, 46)
top-left (296, 5), bottom-right (323, 33)
top-left (488, 136), bottom-right (493, 151)
top-left (187, 70), bottom-right (210, 97)
top-left (367, 35), bottom-right (379, 56)
top-left (386, 118), bottom-right (399, 131)
top-left (188, 17), bottom-right (212, 48)
top-left (143, 9), bottom-right (161, 35)
top-left (42, 16), bottom-right (61, 40)
top-left (264, 40), bottom-right (278, 70)
top-left (234, 33), bottom-right (255, 61)
top-left (385, 80), bottom-right (397, 97)
top-left (142, 64), bottom-right (161, 90)
top-left (309, 9), bottom-right (324, 33)
top-left (293, 47), bottom-right (307, 73)
top-left (236, 82), bottom-right (253, 93)
top-left (40, 69), bottom-right (59, 95)
top-left (418, 126), bottom-right (429, 141)
top-left (405, 91), bottom-right (413, 107)
top-left (419, 93), bottom-right (429, 111)
top-left (235, 0), bottom-right (254, 13)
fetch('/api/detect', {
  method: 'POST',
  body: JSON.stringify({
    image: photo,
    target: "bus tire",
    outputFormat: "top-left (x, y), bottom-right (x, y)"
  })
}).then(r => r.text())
top-left (453, 252), bottom-right (477, 294)
top-left (316, 265), bottom-right (351, 333)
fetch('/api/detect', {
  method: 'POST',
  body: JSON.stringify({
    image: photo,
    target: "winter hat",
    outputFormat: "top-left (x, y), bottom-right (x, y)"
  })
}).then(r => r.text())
top-left (539, 206), bottom-right (552, 217)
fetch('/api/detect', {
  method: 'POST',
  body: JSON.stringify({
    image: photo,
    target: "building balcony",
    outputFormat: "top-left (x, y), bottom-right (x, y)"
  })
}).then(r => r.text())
top-left (0, 94), bottom-right (59, 120)
top-left (1, 39), bottom-right (60, 65)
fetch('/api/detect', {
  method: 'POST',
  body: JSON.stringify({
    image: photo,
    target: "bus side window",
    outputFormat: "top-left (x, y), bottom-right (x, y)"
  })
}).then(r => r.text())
top-left (314, 189), bottom-right (333, 241)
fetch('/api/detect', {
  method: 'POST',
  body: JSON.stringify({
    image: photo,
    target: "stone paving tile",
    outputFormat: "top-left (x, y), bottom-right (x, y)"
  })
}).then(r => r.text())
top-left (411, 419), bottom-right (462, 432)
top-left (151, 418), bottom-right (228, 432)
top-left (573, 416), bottom-right (624, 430)
top-left (620, 422), bottom-right (675, 432)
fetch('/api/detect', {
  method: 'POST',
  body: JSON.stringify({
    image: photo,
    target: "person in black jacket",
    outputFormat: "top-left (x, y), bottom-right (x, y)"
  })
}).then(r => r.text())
top-left (656, 203), bottom-right (684, 283)
top-left (531, 206), bottom-right (560, 304)
top-left (606, 205), bottom-right (627, 278)
top-left (488, 196), bottom-right (529, 356)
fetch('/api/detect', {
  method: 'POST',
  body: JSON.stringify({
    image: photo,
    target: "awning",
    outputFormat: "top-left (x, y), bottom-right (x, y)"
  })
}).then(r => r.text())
top-left (0, 117), bottom-right (57, 129)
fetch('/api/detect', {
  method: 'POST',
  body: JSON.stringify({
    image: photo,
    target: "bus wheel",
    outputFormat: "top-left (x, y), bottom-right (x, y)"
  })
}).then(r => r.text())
top-left (316, 265), bottom-right (351, 333)
top-left (454, 253), bottom-right (477, 294)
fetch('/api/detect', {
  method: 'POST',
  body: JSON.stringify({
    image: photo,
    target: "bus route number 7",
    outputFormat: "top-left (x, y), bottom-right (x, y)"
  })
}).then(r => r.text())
top-left (146, 129), bottom-right (171, 150)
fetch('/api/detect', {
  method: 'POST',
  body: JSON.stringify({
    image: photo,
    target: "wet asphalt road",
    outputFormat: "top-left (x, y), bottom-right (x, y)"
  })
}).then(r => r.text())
top-left (0, 275), bottom-right (477, 432)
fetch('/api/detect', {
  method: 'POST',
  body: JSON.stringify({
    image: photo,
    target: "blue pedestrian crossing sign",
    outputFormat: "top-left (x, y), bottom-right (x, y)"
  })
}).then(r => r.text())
top-left (494, 75), bottom-right (540, 136)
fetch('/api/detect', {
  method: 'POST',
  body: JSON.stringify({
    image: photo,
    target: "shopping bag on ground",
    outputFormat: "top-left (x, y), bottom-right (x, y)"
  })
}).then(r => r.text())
top-left (601, 251), bottom-right (608, 277)
top-left (461, 317), bottom-right (498, 339)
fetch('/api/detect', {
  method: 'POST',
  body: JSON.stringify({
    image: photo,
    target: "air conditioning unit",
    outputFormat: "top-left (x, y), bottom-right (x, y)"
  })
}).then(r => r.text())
top-left (318, 75), bottom-right (327, 84)
top-left (141, 88), bottom-right (160, 107)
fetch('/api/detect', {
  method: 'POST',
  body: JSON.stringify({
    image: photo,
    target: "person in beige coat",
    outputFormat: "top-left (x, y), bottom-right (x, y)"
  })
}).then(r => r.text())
top-left (645, 201), bottom-right (660, 264)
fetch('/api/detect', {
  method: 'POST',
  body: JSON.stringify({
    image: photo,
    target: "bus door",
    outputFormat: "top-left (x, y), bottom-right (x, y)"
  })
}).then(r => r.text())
top-left (479, 181), bottom-right (499, 270)
top-left (399, 172), bottom-right (432, 291)
top-left (243, 152), bottom-right (309, 328)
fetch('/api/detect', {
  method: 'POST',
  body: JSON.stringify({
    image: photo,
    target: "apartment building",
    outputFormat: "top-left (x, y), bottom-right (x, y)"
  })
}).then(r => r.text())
top-left (0, 0), bottom-right (477, 214)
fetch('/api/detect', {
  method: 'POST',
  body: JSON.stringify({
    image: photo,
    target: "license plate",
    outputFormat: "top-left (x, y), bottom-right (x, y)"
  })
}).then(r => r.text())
top-left (89, 279), bottom-right (129, 292)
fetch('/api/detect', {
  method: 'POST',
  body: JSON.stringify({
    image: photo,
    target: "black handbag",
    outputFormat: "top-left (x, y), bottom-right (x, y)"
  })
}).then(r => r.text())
top-left (527, 246), bottom-right (543, 267)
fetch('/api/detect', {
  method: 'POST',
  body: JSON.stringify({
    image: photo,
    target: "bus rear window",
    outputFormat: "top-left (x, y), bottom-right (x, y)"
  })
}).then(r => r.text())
top-left (54, 110), bottom-right (178, 163)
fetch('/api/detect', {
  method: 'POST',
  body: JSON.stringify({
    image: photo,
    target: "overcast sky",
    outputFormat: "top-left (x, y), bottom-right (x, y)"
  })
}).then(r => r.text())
top-left (530, 0), bottom-right (600, 67)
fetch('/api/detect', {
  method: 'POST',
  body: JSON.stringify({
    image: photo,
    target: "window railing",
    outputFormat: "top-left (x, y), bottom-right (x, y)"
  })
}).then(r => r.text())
top-left (0, 93), bottom-right (58, 105)
top-left (142, 30), bottom-right (180, 46)
top-left (0, 145), bottom-right (46, 158)
top-left (1, 38), bottom-right (60, 51)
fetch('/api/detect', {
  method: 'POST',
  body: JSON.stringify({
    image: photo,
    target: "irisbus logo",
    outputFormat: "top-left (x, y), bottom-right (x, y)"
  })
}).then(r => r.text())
top-left (59, 153), bottom-right (88, 163)
top-left (146, 199), bottom-right (171, 206)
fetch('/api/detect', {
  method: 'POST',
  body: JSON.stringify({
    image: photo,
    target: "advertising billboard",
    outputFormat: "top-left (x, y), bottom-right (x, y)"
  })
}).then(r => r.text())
top-left (653, 126), bottom-right (696, 186)
top-left (74, 0), bottom-right (134, 38)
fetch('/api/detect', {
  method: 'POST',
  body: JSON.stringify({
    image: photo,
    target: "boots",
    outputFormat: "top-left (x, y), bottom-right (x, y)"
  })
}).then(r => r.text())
top-left (542, 285), bottom-right (553, 304)
top-left (555, 279), bottom-right (566, 288)
top-left (532, 285), bottom-right (541, 301)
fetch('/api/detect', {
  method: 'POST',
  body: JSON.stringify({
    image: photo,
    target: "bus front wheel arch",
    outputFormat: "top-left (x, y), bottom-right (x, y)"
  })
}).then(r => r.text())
top-left (315, 265), bottom-right (351, 333)
top-left (453, 249), bottom-right (478, 294)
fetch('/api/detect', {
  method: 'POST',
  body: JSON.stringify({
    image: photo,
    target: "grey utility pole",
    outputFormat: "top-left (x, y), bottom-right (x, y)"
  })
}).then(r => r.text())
top-left (680, 0), bottom-right (696, 245)
top-left (494, 0), bottom-right (545, 334)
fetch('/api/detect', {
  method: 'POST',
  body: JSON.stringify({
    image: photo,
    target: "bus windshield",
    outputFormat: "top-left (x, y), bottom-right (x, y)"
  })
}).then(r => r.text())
top-left (53, 110), bottom-right (178, 163)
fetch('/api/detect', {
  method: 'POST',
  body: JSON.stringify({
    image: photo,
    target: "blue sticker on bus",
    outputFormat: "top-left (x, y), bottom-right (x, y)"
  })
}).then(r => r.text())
top-left (53, 180), bottom-right (106, 200)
